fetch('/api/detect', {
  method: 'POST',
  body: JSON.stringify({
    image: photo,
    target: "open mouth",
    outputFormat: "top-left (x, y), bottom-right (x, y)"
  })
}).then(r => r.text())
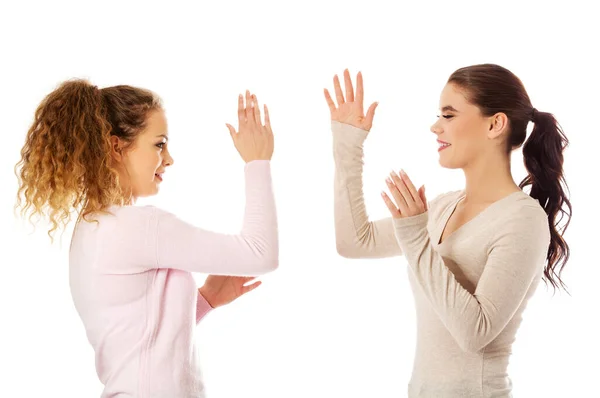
top-left (155, 173), bottom-right (163, 181)
top-left (438, 140), bottom-right (451, 151)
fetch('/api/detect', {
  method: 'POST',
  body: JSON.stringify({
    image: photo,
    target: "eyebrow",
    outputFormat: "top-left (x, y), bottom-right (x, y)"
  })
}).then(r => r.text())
top-left (156, 134), bottom-right (169, 141)
top-left (441, 105), bottom-right (459, 113)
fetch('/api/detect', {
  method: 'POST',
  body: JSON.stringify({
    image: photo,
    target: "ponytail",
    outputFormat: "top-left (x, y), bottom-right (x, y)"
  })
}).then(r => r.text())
top-left (448, 63), bottom-right (572, 293)
top-left (519, 109), bottom-right (572, 292)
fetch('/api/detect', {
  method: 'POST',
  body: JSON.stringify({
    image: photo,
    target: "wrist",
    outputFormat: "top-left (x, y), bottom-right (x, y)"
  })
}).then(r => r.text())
top-left (198, 287), bottom-right (216, 308)
top-left (245, 157), bottom-right (272, 163)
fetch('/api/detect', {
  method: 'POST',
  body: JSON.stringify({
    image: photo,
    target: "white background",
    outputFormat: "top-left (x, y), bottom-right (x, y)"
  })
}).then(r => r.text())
top-left (1, 1), bottom-right (598, 397)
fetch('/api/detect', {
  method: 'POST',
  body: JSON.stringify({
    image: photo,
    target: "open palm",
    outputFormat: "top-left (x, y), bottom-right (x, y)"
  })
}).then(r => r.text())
top-left (324, 69), bottom-right (379, 131)
top-left (199, 275), bottom-right (261, 308)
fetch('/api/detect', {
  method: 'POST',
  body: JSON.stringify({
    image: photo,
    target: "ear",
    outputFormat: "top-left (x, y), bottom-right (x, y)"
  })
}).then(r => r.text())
top-left (486, 112), bottom-right (509, 140)
top-left (109, 135), bottom-right (124, 161)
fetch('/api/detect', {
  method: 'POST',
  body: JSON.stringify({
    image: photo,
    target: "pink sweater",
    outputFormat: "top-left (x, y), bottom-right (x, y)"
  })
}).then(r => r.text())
top-left (69, 160), bottom-right (278, 398)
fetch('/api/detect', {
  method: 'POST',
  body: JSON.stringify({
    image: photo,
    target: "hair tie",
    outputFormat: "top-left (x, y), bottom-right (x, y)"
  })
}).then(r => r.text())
top-left (530, 107), bottom-right (538, 122)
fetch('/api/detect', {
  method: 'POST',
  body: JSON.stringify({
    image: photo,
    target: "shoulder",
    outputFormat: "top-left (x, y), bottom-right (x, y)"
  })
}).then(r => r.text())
top-left (490, 191), bottom-right (551, 249)
top-left (503, 191), bottom-right (548, 226)
top-left (77, 205), bottom-right (170, 233)
top-left (101, 204), bottom-right (158, 221)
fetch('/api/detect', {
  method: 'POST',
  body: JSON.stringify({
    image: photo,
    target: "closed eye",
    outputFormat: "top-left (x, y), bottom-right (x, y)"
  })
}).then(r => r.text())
top-left (437, 115), bottom-right (454, 119)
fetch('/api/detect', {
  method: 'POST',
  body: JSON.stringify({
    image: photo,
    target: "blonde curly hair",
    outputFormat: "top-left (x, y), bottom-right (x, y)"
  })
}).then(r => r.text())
top-left (15, 78), bottom-right (163, 241)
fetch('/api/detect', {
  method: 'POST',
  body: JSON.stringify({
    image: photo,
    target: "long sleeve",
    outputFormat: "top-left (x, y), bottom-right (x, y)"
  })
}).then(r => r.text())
top-left (391, 204), bottom-right (550, 353)
top-left (332, 120), bottom-right (403, 259)
top-left (196, 292), bottom-right (213, 325)
top-left (97, 160), bottom-right (278, 276)
top-left (151, 160), bottom-right (278, 276)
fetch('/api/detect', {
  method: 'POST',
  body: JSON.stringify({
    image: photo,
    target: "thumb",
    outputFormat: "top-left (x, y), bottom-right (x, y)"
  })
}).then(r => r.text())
top-left (419, 185), bottom-right (428, 210)
top-left (241, 280), bottom-right (262, 294)
top-left (226, 123), bottom-right (236, 140)
top-left (365, 101), bottom-right (378, 124)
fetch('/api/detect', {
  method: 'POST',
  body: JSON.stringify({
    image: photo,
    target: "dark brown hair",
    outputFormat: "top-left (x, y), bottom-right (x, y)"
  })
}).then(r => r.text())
top-left (448, 63), bottom-right (571, 293)
top-left (15, 79), bottom-right (162, 241)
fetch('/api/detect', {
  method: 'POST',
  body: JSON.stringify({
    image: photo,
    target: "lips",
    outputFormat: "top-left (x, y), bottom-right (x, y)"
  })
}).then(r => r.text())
top-left (437, 139), bottom-right (451, 149)
top-left (437, 139), bottom-right (451, 152)
top-left (155, 173), bottom-right (163, 181)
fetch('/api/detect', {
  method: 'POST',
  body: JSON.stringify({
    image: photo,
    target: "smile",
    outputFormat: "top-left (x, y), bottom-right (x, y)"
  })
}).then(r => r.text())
top-left (438, 142), bottom-right (451, 152)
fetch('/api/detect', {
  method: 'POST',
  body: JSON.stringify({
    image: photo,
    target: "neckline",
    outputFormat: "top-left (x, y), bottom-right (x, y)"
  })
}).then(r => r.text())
top-left (436, 190), bottom-right (524, 246)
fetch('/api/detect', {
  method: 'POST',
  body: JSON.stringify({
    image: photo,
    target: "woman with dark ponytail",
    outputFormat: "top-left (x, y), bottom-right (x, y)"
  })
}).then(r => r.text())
top-left (15, 79), bottom-right (279, 397)
top-left (326, 64), bottom-right (570, 397)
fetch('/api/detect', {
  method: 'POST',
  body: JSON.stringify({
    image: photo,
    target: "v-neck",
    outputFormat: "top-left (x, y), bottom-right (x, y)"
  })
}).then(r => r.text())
top-left (436, 190), bottom-right (523, 246)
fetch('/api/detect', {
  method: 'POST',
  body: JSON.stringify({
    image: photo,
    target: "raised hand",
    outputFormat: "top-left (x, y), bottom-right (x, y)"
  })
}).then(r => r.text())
top-left (382, 169), bottom-right (428, 219)
top-left (199, 275), bottom-right (262, 308)
top-left (226, 90), bottom-right (274, 163)
top-left (324, 69), bottom-right (379, 131)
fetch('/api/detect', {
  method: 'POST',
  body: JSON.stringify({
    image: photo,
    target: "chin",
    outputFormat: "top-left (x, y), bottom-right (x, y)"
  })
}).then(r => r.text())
top-left (135, 188), bottom-right (160, 198)
top-left (438, 154), bottom-right (465, 170)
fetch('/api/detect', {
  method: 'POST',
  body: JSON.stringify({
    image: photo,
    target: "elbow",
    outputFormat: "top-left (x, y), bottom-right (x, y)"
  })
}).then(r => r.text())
top-left (261, 255), bottom-right (279, 273)
top-left (336, 241), bottom-right (361, 259)
top-left (455, 325), bottom-right (495, 354)
top-left (458, 338), bottom-right (486, 354)
top-left (455, 315), bottom-right (500, 354)
top-left (335, 227), bottom-right (362, 258)
top-left (242, 234), bottom-right (278, 274)
top-left (255, 245), bottom-right (279, 273)
top-left (247, 255), bottom-right (278, 275)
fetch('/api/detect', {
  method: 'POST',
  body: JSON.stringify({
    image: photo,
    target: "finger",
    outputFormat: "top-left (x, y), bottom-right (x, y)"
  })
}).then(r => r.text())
top-left (324, 88), bottom-right (336, 113)
top-left (365, 101), bottom-right (379, 125)
top-left (344, 69), bottom-right (354, 102)
top-left (390, 171), bottom-right (416, 204)
top-left (252, 95), bottom-right (262, 126)
top-left (387, 175), bottom-right (409, 213)
top-left (226, 123), bottom-right (236, 140)
top-left (356, 71), bottom-right (364, 105)
top-left (419, 185), bottom-right (428, 210)
top-left (237, 94), bottom-right (245, 124)
top-left (333, 74), bottom-right (345, 105)
top-left (241, 280), bottom-right (262, 294)
top-left (381, 191), bottom-right (401, 218)
top-left (245, 90), bottom-right (254, 123)
top-left (263, 104), bottom-right (273, 133)
top-left (399, 170), bottom-right (422, 207)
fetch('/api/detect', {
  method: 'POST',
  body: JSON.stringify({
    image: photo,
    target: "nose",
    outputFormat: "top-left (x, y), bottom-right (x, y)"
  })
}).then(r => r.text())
top-left (164, 149), bottom-right (174, 167)
top-left (430, 119), bottom-right (442, 135)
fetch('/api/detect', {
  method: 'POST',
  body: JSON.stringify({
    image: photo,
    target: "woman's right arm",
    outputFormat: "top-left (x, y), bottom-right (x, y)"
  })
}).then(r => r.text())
top-left (103, 91), bottom-right (278, 276)
top-left (151, 159), bottom-right (278, 276)
top-left (326, 69), bottom-right (403, 259)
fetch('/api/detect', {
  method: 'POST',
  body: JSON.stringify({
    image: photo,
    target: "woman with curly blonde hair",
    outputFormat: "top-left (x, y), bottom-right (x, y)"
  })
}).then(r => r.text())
top-left (15, 80), bottom-right (279, 398)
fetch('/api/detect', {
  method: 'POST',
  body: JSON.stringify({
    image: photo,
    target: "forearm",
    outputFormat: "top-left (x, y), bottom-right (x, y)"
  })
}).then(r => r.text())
top-left (391, 209), bottom-right (548, 353)
top-left (332, 120), bottom-right (402, 259)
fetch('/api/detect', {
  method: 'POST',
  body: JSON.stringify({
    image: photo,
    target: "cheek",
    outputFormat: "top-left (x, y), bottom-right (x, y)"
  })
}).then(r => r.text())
top-left (452, 119), bottom-right (484, 144)
top-left (147, 152), bottom-right (162, 170)
top-left (132, 152), bottom-right (161, 178)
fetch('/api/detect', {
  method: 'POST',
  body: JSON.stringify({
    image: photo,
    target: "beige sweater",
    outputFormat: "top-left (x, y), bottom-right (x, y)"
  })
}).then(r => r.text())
top-left (332, 120), bottom-right (551, 398)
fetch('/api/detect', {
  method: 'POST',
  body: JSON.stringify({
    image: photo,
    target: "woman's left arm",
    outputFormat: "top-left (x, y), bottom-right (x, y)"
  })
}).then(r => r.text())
top-left (382, 170), bottom-right (550, 353)
top-left (196, 275), bottom-right (262, 325)
top-left (196, 293), bottom-right (213, 325)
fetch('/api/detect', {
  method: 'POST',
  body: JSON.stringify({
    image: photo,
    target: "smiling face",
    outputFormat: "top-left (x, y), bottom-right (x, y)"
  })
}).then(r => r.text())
top-left (430, 83), bottom-right (502, 170)
top-left (113, 109), bottom-right (174, 200)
